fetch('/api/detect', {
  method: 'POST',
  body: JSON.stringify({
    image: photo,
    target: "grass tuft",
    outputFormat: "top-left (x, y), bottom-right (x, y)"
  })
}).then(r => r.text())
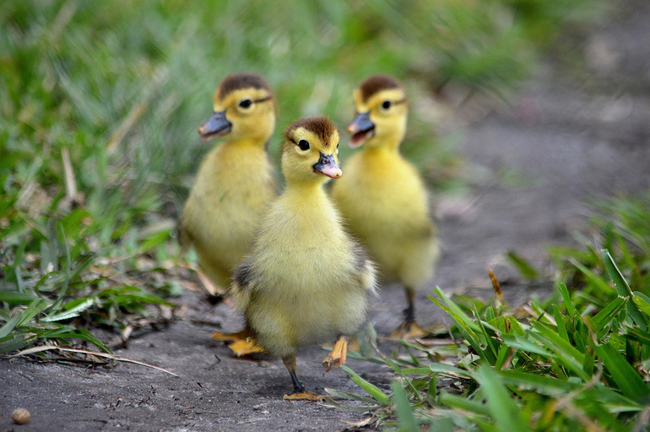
top-left (337, 193), bottom-right (650, 430)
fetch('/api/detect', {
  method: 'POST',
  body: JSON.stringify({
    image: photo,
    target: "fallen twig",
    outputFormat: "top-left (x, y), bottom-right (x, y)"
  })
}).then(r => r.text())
top-left (8, 345), bottom-right (179, 377)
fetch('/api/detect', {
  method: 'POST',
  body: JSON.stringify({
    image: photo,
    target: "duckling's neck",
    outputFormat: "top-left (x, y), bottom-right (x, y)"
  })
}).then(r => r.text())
top-left (370, 118), bottom-right (406, 151)
top-left (364, 140), bottom-right (401, 155)
top-left (223, 136), bottom-right (269, 149)
top-left (285, 179), bottom-right (328, 196)
top-left (283, 180), bottom-right (336, 226)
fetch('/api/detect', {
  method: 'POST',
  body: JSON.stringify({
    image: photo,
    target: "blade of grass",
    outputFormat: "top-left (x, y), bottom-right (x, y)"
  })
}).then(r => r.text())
top-left (0, 333), bottom-right (37, 355)
top-left (340, 365), bottom-right (391, 406)
top-left (530, 322), bottom-right (589, 381)
top-left (602, 249), bottom-right (647, 331)
top-left (497, 370), bottom-right (581, 395)
top-left (558, 283), bottom-right (576, 317)
top-left (591, 296), bottom-right (626, 336)
top-left (402, 367), bottom-right (433, 375)
top-left (494, 344), bottom-right (511, 370)
top-left (570, 258), bottom-right (615, 295)
top-left (429, 363), bottom-right (473, 379)
top-left (601, 250), bottom-right (633, 297)
top-left (438, 391), bottom-right (491, 416)
top-left (0, 292), bottom-right (40, 305)
top-left (501, 334), bottom-right (550, 357)
top-left (431, 288), bottom-right (482, 333)
top-left (41, 297), bottom-right (96, 322)
top-left (552, 304), bottom-right (570, 343)
top-left (426, 374), bottom-right (437, 405)
top-left (39, 326), bottom-right (111, 353)
top-left (14, 266), bottom-right (24, 293)
top-left (17, 299), bottom-right (50, 326)
top-left (50, 222), bottom-right (73, 312)
top-left (0, 313), bottom-right (23, 339)
top-left (593, 342), bottom-right (650, 401)
top-left (324, 388), bottom-right (379, 405)
top-left (474, 305), bottom-right (499, 360)
top-left (392, 381), bottom-right (420, 432)
top-left (631, 292), bottom-right (650, 317)
top-left (626, 326), bottom-right (650, 345)
top-left (430, 291), bottom-right (495, 363)
top-left (475, 364), bottom-right (527, 432)
top-left (381, 357), bottom-right (425, 403)
top-left (506, 250), bottom-right (539, 280)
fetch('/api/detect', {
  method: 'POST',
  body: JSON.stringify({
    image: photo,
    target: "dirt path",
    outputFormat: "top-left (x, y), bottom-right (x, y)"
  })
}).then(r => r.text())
top-left (3, 4), bottom-right (650, 431)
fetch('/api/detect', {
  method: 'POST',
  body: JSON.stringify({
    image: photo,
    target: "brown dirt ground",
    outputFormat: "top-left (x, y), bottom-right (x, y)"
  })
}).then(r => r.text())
top-left (3, 2), bottom-right (650, 431)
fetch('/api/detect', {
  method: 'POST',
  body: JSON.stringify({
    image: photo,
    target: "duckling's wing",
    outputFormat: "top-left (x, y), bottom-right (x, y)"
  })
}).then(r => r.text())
top-left (176, 218), bottom-right (193, 253)
top-left (352, 244), bottom-right (377, 294)
top-left (229, 259), bottom-right (254, 310)
top-left (413, 218), bottom-right (436, 240)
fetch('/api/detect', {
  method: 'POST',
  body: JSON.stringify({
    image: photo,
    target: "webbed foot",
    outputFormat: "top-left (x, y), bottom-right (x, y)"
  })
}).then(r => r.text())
top-left (283, 391), bottom-right (326, 402)
top-left (211, 329), bottom-right (265, 356)
top-left (389, 320), bottom-right (429, 340)
top-left (322, 336), bottom-right (348, 372)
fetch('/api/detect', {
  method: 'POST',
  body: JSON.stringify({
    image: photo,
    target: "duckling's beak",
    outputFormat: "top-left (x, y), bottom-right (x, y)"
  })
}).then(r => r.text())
top-left (313, 152), bottom-right (342, 179)
top-left (347, 112), bottom-right (375, 149)
top-left (198, 110), bottom-right (232, 141)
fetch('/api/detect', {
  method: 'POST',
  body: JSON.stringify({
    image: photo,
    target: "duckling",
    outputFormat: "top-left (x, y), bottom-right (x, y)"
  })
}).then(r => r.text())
top-left (331, 75), bottom-right (439, 339)
top-left (179, 73), bottom-right (276, 353)
top-left (230, 117), bottom-right (376, 401)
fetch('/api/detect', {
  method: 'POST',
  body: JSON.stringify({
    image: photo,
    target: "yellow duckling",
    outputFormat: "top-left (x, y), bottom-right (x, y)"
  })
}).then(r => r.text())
top-left (331, 75), bottom-right (439, 339)
top-left (230, 117), bottom-right (376, 401)
top-left (179, 73), bottom-right (276, 352)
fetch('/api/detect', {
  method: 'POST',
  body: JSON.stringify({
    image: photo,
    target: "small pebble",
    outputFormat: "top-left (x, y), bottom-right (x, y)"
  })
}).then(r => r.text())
top-left (12, 408), bottom-right (30, 425)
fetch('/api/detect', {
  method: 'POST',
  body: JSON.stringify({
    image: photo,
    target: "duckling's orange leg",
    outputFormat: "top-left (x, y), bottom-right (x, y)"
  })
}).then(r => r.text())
top-left (211, 328), bottom-right (265, 357)
top-left (390, 287), bottom-right (428, 340)
top-left (322, 336), bottom-right (348, 372)
top-left (282, 355), bottom-right (325, 402)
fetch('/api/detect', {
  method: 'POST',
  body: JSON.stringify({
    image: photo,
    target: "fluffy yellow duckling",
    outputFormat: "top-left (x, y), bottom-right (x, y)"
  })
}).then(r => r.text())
top-left (331, 75), bottom-right (439, 339)
top-left (179, 73), bottom-right (276, 288)
top-left (230, 117), bottom-right (376, 400)
top-left (179, 73), bottom-right (276, 353)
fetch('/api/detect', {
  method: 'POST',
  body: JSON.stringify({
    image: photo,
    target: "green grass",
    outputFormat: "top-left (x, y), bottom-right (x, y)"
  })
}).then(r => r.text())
top-left (336, 193), bottom-right (650, 431)
top-left (549, 193), bottom-right (650, 308)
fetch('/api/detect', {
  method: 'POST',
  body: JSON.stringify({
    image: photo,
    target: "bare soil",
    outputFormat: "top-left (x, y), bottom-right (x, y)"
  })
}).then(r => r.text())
top-left (3, 3), bottom-right (650, 431)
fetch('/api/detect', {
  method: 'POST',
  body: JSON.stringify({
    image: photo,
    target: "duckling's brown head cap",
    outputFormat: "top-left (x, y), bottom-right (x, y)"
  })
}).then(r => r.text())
top-left (218, 73), bottom-right (272, 100)
top-left (285, 116), bottom-right (337, 148)
top-left (358, 75), bottom-right (403, 103)
top-left (283, 116), bottom-right (341, 181)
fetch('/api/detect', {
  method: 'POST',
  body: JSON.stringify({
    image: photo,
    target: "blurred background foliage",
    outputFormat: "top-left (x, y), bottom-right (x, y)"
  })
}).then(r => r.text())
top-left (0, 0), bottom-right (610, 348)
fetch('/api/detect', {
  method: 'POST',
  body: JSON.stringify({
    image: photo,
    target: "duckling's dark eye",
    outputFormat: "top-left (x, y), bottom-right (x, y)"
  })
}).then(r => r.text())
top-left (381, 100), bottom-right (391, 110)
top-left (298, 139), bottom-right (310, 151)
top-left (239, 99), bottom-right (252, 109)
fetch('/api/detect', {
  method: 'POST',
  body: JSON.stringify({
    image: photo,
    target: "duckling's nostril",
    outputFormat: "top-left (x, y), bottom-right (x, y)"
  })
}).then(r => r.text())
top-left (313, 152), bottom-right (342, 179)
top-left (198, 110), bottom-right (232, 140)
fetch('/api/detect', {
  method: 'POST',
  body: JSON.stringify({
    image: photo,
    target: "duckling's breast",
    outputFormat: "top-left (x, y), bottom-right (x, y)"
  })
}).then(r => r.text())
top-left (244, 191), bottom-right (370, 356)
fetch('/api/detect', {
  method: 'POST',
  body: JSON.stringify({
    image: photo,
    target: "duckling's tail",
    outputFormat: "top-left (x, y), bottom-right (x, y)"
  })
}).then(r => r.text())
top-left (228, 259), bottom-right (253, 311)
top-left (361, 256), bottom-right (378, 295)
top-left (176, 219), bottom-right (192, 253)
